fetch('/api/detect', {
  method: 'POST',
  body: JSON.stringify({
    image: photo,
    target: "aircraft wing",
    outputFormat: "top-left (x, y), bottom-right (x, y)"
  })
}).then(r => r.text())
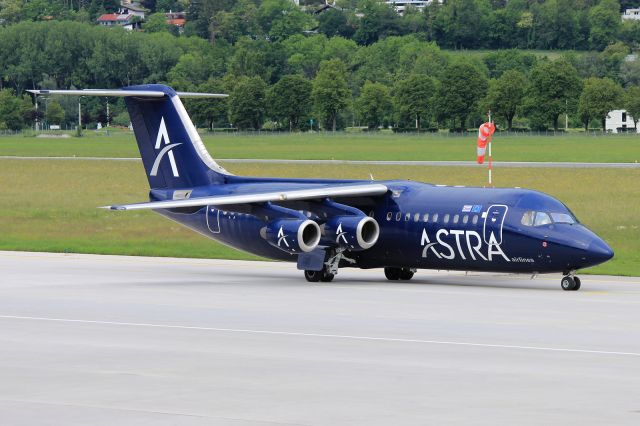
top-left (102, 183), bottom-right (388, 211)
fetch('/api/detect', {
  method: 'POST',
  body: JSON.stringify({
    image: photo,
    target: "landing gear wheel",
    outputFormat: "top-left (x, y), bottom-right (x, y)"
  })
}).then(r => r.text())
top-left (384, 267), bottom-right (401, 281)
top-left (320, 271), bottom-right (335, 282)
top-left (399, 269), bottom-right (415, 281)
top-left (573, 276), bottom-right (581, 291)
top-left (304, 270), bottom-right (321, 282)
top-left (561, 276), bottom-right (577, 291)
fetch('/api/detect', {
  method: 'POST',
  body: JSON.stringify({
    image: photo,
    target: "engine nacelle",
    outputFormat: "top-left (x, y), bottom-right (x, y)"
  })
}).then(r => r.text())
top-left (262, 219), bottom-right (321, 254)
top-left (323, 215), bottom-right (380, 251)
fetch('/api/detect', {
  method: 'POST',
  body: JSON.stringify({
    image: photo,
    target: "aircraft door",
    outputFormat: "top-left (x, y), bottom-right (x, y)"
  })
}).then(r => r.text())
top-left (483, 204), bottom-right (508, 245)
top-left (206, 206), bottom-right (221, 233)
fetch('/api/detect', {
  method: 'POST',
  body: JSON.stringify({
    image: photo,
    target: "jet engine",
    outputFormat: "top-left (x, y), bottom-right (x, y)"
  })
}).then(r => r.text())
top-left (262, 219), bottom-right (321, 254)
top-left (323, 215), bottom-right (380, 251)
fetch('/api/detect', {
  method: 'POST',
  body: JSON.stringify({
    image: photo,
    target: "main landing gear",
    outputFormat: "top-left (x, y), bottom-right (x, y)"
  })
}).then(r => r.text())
top-left (561, 273), bottom-right (581, 291)
top-left (304, 269), bottom-right (334, 282)
top-left (384, 267), bottom-right (416, 281)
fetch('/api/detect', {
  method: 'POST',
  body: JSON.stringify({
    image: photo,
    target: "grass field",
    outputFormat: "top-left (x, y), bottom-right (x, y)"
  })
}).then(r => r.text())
top-left (1, 131), bottom-right (640, 162)
top-left (1, 158), bottom-right (638, 276)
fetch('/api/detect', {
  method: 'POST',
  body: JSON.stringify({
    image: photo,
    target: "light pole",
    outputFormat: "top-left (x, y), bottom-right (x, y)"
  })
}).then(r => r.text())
top-left (41, 97), bottom-right (50, 131)
top-left (77, 96), bottom-right (84, 137)
top-left (34, 95), bottom-right (39, 132)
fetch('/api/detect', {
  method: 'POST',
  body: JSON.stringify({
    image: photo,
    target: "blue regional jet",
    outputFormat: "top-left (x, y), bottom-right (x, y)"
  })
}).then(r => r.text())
top-left (29, 85), bottom-right (614, 291)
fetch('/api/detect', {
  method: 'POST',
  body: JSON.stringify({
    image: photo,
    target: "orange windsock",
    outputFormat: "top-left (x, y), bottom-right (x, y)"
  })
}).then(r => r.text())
top-left (477, 122), bottom-right (495, 164)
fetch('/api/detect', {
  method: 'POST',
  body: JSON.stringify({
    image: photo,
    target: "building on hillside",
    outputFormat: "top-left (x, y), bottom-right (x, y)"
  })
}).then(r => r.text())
top-left (96, 1), bottom-right (147, 31)
top-left (385, 1), bottom-right (440, 14)
top-left (622, 8), bottom-right (640, 20)
top-left (605, 109), bottom-right (638, 133)
top-left (165, 10), bottom-right (187, 32)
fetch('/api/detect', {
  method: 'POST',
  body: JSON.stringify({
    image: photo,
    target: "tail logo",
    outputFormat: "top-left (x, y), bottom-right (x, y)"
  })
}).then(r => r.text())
top-left (336, 223), bottom-right (348, 244)
top-left (277, 226), bottom-right (290, 248)
top-left (150, 117), bottom-right (182, 177)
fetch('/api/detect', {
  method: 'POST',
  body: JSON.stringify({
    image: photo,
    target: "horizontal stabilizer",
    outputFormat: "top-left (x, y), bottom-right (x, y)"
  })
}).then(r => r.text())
top-left (102, 183), bottom-right (389, 211)
top-left (26, 89), bottom-right (228, 98)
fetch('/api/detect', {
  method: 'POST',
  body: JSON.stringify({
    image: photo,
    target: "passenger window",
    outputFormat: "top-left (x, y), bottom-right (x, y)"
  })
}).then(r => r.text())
top-left (534, 212), bottom-right (552, 226)
top-left (395, 212), bottom-right (401, 221)
top-left (405, 213), bottom-right (411, 221)
top-left (423, 213), bottom-right (430, 222)
top-left (386, 212), bottom-right (392, 221)
top-left (462, 215), bottom-right (469, 224)
top-left (432, 213), bottom-right (439, 223)
top-left (414, 213), bottom-right (420, 222)
top-left (472, 215), bottom-right (478, 225)
top-left (521, 211), bottom-right (534, 226)
top-left (443, 214), bottom-right (450, 224)
top-left (453, 214), bottom-right (459, 224)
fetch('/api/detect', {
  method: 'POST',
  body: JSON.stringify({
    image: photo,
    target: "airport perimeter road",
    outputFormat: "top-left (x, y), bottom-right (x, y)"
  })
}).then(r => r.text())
top-left (2, 156), bottom-right (640, 168)
top-left (1, 252), bottom-right (639, 425)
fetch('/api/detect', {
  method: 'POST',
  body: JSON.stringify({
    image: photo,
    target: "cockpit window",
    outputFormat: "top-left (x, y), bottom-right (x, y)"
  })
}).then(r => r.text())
top-left (521, 211), bottom-right (535, 226)
top-left (522, 210), bottom-right (571, 227)
top-left (550, 212), bottom-right (576, 224)
top-left (533, 212), bottom-right (552, 226)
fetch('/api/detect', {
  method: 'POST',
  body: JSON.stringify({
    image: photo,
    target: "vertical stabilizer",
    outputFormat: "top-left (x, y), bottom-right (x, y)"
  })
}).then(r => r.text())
top-left (123, 84), bottom-right (230, 188)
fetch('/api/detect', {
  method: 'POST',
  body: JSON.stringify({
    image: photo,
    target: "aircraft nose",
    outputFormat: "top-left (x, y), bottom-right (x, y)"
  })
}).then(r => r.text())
top-left (587, 237), bottom-right (614, 264)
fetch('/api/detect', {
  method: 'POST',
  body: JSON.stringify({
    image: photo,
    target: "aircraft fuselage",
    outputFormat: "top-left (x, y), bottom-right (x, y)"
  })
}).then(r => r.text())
top-left (157, 178), bottom-right (613, 275)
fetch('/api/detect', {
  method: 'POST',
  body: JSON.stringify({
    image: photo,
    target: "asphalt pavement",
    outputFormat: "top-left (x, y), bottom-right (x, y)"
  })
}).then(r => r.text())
top-left (1, 251), bottom-right (639, 425)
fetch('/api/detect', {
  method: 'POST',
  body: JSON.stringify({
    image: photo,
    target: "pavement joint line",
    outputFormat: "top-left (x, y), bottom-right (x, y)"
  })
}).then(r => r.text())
top-left (1, 315), bottom-right (638, 358)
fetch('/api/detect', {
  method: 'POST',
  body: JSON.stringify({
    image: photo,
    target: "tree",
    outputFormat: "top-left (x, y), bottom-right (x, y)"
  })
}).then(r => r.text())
top-left (432, 0), bottom-right (491, 49)
top-left (318, 8), bottom-right (354, 38)
top-left (267, 75), bottom-right (312, 131)
top-left (484, 70), bottom-right (527, 130)
top-left (0, 90), bottom-right (25, 130)
top-left (356, 81), bottom-right (392, 129)
top-left (578, 77), bottom-right (624, 130)
top-left (625, 85), bottom-right (640, 129)
top-left (394, 74), bottom-right (436, 129)
top-left (187, 79), bottom-right (228, 130)
top-left (589, 0), bottom-right (622, 50)
top-left (228, 76), bottom-right (267, 130)
top-left (524, 59), bottom-right (582, 130)
top-left (436, 61), bottom-right (488, 129)
top-left (312, 59), bottom-right (351, 131)
top-left (46, 100), bottom-right (65, 125)
top-left (353, 0), bottom-right (400, 45)
top-left (143, 12), bottom-right (171, 33)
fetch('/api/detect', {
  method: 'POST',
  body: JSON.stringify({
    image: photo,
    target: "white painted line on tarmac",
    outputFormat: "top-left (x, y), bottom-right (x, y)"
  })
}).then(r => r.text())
top-left (1, 315), bottom-right (638, 358)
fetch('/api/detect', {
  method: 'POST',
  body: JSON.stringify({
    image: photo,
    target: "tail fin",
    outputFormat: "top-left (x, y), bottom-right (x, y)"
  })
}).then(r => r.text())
top-left (124, 84), bottom-right (230, 188)
top-left (27, 85), bottom-right (231, 189)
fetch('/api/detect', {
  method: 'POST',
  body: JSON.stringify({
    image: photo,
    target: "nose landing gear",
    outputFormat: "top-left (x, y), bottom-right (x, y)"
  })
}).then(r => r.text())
top-left (561, 273), bottom-right (581, 291)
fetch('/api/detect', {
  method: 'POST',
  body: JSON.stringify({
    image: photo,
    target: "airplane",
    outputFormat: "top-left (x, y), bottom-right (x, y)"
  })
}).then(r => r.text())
top-left (27, 85), bottom-right (614, 291)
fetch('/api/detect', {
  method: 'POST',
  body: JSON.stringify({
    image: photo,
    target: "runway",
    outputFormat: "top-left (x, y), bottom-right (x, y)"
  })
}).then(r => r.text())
top-left (2, 156), bottom-right (639, 168)
top-left (1, 251), bottom-right (639, 425)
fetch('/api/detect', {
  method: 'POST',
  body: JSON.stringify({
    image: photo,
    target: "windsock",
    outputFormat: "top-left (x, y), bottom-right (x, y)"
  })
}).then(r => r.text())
top-left (477, 122), bottom-right (495, 164)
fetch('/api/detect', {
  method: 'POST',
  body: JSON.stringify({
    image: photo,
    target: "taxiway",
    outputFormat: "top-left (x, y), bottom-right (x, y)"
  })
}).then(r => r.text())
top-left (1, 251), bottom-right (639, 425)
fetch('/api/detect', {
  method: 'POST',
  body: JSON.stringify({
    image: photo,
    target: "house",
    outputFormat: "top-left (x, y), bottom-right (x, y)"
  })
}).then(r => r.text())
top-left (385, 1), bottom-right (440, 15)
top-left (165, 10), bottom-right (187, 32)
top-left (96, 1), bottom-right (147, 31)
top-left (605, 109), bottom-right (638, 133)
top-left (622, 8), bottom-right (640, 21)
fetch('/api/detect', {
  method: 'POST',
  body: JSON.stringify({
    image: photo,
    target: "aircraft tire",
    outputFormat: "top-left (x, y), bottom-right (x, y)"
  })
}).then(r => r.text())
top-left (399, 269), bottom-right (414, 280)
top-left (561, 276), bottom-right (576, 291)
top-left (384, 267), bottom-right (401, 281)
top-left (573, 276), bottom-right (581, 291)
top-left (304, 270), bottom-right (321, 283)
top-left (320, 271), bottom-right (335, 282)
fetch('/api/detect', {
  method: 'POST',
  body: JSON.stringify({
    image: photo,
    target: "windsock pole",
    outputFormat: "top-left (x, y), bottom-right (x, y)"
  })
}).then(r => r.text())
top-left (488, 111), bottom-right (493, 187)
